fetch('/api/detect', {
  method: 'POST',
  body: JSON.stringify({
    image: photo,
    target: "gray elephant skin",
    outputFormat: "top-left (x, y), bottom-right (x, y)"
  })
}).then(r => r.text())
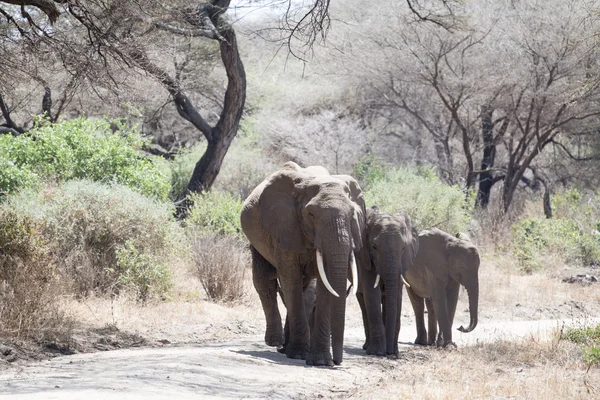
top-left (355, 206), bottom-right (419, 356)
top-left (406, 228), bottom-right (480, 347)
top-left (240, 162), bottom-right (366, 366)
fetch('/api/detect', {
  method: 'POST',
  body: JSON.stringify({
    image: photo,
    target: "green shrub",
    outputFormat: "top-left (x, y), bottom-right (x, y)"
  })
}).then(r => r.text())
top-left (363, 167), bottom-right (473, 234)
top-left (0, 209), bottom-right (64, 336)
top-left (7, 180), bottom-right (180, 300)
top-left (187, 190), bottom-right (244, 237)
top-left (510, 190), bottom-right (600, 272)
top-left (352, 153), bottom-right (387, 189)
top-left (562, 324), bottom-right (600, 368)
top-left (0, 118), bottom-right (170, 200)
top-left (0, 158), bottom-right (39, 196)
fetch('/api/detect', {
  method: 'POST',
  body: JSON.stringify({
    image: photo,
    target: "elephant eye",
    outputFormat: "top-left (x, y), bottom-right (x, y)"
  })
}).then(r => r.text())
top-left (371, 244), bottom-right (377, 250)
top-left (308, 212), bottom-right (315, 218)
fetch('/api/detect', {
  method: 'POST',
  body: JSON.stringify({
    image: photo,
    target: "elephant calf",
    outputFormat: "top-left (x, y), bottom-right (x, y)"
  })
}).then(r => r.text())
top-left (405, 229), bottom-right (480, 347)
top-left (355, 206), bottom-right (419, 356)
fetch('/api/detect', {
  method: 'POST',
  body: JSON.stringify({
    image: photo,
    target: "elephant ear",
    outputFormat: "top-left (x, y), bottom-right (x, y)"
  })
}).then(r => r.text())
top-left (258, 169), bottom-right (307, 253)
top-left (333, 174), bottom-right (366, 251)
top-left (402, 226), bottom-right (420, 274)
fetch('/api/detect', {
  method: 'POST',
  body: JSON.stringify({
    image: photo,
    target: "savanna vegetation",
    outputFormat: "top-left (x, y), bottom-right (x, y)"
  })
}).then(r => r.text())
top-left (1, 0), bottom-right (599, 396)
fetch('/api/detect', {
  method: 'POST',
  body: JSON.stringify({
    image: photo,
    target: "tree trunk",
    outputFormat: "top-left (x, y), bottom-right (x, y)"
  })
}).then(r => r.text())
top-left (186, 27), bottom-right (246, 194)
top-left (476, 105), bottom-right (496, 208)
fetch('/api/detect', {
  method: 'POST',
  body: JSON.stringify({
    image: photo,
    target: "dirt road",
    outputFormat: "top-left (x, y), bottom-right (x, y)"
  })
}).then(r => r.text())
top-left (1, 317), bottom-right (596, 399)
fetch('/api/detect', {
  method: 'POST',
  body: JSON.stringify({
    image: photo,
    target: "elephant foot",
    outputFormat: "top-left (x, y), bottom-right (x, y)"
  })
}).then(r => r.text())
top-left (306, 350), bottom-right (334, 366)
top-left (362, 340), bottom-right (369, 351)
top-left (414, 336), bottom-right (428, 346)
top-left (366, 342), bottom-right (386, 357)
top-left (264, 330), bottom-right (283, 348)
top-left (441, 341), bottom-right (457, 350)
top-left (285, 343), bottom-right (309, 360)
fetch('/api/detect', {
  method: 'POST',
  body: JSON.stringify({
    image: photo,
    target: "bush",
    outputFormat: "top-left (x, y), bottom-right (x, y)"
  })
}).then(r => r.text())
top-left (0, 209), bottom-right (64, 336)
top-left (7, 180), bottom-right (180, 301)
top-left (191, 234), bottom-right (248, 304)
top-left (562, 324), bottom-right (600, 368)
top-left (363, 166), bottom-right (473, 234)
top-left (187, 190), bottom-right (244, 238)
top-left (510, 190), bottom-right (600, 272)
top-left (0, 118), bottom-right (170, 200)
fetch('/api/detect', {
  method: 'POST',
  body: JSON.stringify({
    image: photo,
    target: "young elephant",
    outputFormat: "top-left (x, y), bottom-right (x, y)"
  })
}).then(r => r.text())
top-left (405, 228), bottom-right (480, 347)
top-left (355, 207), bottom-right (419, 356)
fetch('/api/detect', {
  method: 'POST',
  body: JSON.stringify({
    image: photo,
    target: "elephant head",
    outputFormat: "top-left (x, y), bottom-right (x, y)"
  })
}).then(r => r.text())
top-left (358, 206), bottom-right (419, 355)
top-left (447, 235), bottom-right (480, 333)
top-left (256, 164), bottom-right (366, 365)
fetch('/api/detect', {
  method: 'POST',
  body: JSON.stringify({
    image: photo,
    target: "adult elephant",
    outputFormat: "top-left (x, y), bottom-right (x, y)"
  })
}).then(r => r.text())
top-left (355, 206), bottom-right (418, 356)
top-left (241, 162), bottom-right (366, 366)
top-left (405, 228), bottom-right (480, 347)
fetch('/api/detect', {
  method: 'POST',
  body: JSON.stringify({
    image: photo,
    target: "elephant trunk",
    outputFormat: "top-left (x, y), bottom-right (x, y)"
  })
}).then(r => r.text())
top-left (458, 279), bottom-right (478, 333)
top-left (383, 271), bottom-right (399, 355)
top-left (328, 249), bottom-right (350, 365)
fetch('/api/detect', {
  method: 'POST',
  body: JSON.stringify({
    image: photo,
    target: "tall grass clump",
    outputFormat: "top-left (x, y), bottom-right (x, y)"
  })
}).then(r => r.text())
top-left (511, 189), bottom-right (600, 273)
top-left (0, 209), bottom-right (65, 337)
top-left (191, 234), bottom-right (248, 304)
top-left (363, 166), bottom-right (473, 234)
top-left (0, 117), bottom-right (170, 200)
top-left (7, 180), bottom-right (181, 301)
top-left (186, 189), bottom-right (247, 304)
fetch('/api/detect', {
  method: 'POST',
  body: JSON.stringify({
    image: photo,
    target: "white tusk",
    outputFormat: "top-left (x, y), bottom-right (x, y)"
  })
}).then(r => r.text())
top-left (401, 274), bottom-right (411, 288)
top-left (316, 249), bottom-right (339, 298)
top-left (373, 274), bottom-right (380, 289)
top-left (350, 252), bottom-right (358, 295)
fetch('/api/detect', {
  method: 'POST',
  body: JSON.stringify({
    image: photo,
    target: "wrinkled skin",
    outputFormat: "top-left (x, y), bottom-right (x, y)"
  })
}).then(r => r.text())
top-left (405, 229), bottom-right (480, 348)
top-left (355, 207), bottom-right (419, 356)
top-left (241, 162), bottom-right (366, 366)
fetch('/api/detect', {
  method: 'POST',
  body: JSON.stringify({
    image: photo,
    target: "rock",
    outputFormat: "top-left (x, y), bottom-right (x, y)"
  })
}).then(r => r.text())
top-left (562, 274), bottom-right (598, 284)
top-left (0, 345), bottom-right (13, 356)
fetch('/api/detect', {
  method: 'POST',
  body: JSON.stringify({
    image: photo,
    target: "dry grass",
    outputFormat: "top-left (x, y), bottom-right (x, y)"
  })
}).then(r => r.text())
top-left (64, 251), bottom-right (262, 344)
top-left (350, 333), bottom-right (597, 399)
top-left (0, 210), bottom-right (71, 339)
top-left (191, 234), bottom-right (250, 304)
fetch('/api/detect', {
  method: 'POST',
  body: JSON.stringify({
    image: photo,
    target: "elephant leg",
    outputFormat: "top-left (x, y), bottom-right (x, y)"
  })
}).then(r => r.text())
top-left (407, 287), bottom-right (427, 345)
top-left (431, 279), bottom-right (453, 347)
top-left (303, 278), bottom-right (317, 335)
top-left (363, 284), bottom-right (385, 356)
top-left (446, 280), bottom-right (460, 329)
top-left (309, 277), bottom-right (334, 365)
top-left (278, 255), bottom-right (310, 360)
top-left (425, 298), bottom-right (437, 346)
top-left (392, 285), bottom-right (403, 355)
top-left (251, 246), bottom-right (283, 348)
top-left (356, 291), bottom-right (370, 350)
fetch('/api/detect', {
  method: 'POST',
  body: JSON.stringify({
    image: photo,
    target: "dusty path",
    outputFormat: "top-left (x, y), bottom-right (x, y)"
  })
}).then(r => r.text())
top-left (1, 317), bottom-right (597, 399)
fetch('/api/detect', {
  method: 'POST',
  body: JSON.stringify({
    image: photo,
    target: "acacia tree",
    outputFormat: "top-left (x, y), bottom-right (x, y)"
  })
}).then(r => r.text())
top-left (349, 0), bottom-right (600, 212)
top-left (0, 0), bottom-right (246, 201)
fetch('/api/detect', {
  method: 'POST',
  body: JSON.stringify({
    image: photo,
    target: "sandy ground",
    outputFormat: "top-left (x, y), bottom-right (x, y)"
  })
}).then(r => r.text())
top-left (1, 258), bottom-right (599, 399)
top-left (1, 311), bottom-right (598, 399)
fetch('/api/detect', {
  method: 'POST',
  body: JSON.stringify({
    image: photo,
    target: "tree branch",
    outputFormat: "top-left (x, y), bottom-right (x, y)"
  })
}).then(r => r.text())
top-left (1, 0), bottom-right (61, 23)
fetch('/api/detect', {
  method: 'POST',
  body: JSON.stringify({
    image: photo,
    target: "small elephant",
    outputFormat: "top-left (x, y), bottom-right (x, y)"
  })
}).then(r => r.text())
top-left (405, 228), bottom-right (480, 347)
top-left (355, 206), bottom-right (419, 356)
top-left (241, 162), bottom-right (366, 366)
